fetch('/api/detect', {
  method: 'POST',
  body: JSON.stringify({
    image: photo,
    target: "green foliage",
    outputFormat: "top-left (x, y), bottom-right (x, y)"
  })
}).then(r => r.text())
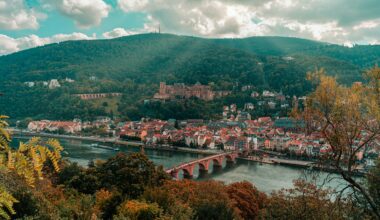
top-left (1, 34), bottom-right (378, 120)
top-left (95, 153), bottom-right (169, 198)
top-left (57, 162), bottom-right (101, 194)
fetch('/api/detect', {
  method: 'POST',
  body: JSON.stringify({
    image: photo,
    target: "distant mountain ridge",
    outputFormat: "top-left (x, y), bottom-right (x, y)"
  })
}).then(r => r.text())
top-left (1, 33), bottom-right (378, 83)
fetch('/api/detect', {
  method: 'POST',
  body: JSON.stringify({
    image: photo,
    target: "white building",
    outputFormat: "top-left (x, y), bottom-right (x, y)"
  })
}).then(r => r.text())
top-left (49, 79), bottom-right (61, 89)
top-left (24, 82), bottom-right (35, 87)
top-left (65, 77), bottom-right (75, 83)
top-left (262, 90), bottom-right (276, 97)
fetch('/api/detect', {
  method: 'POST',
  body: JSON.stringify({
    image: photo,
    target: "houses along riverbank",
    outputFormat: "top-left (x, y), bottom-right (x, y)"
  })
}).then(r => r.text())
top-left (10, 128), bottom-right (365, 176)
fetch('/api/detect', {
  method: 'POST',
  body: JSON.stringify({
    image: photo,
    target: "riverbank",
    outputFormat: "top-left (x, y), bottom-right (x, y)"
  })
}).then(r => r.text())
top-left (10, 129), bottom-right (366, 176)
top-left (9, 129), bottom-right (220, 156)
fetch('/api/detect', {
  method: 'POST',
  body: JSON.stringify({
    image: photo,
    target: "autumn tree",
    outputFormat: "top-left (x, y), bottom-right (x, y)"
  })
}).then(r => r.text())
top-left (116, 200), bottom-right (163, 220)
top-left (301, 66), bottom-right (380, 218)
top-left (225, 181), bottom-right (267, 220)
top-left (145, 180), bottom-right (237, 220)
top-left (262, 179), bottom-right (361, 219)
top-left (0, 115), bottom-right (64, 219)
top-left (367, 158), bottom-right (380, 215)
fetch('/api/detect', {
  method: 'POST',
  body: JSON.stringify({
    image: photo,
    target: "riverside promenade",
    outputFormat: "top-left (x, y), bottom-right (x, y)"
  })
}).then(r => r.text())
top-left (9, 128), bottom-right (219, 155)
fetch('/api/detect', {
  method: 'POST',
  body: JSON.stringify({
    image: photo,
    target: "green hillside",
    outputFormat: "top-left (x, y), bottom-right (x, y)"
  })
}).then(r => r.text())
top-left (0, 33), bottom-right (378, 121)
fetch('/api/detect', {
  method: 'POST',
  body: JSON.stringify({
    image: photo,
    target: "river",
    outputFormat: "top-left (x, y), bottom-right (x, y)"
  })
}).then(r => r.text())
top-left (11, 137), bottom-right (346, 194)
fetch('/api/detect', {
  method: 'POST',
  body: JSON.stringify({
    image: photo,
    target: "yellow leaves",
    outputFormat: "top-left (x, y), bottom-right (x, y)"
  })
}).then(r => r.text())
top-left (0, 186), bottom-right (18, 220)
top-left (303, 67), bottom-right (380, 172)
top-left (306, 68), bottom-right (326, 85)
top-left (0, 134), bottom-right (64, 187)
top-left (0, 116), bottom-right (10, 151)
top-left (0, 116), bottom-right (65, 218)
top-left (365, 65), bottom-right (380, 90)
top-left (6, 151), bottom-right (13, 169)
top-left (117, 200), bottom-right (162, 219)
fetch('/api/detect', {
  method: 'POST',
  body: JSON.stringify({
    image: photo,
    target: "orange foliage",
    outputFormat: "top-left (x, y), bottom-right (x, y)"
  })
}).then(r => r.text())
top-left (226, 181), bottom-right (267, 220)
top-left (93, 189), bottom-right (113, 216)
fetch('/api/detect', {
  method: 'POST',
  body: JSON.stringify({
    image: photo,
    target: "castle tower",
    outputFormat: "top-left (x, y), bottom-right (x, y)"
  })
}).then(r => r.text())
top-left (159, 82), bottom-right (166, 94)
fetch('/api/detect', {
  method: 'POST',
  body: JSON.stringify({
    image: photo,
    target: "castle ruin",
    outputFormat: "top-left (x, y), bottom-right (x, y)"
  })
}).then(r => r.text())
top-left (154, 82), bottom-right (230, 101)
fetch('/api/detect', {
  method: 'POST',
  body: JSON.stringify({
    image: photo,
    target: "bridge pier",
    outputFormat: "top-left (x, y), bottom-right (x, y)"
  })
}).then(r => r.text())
top-left (198, 169), bottom-right (209, 178)
top-left (170, 170), bottom-right (179, 179)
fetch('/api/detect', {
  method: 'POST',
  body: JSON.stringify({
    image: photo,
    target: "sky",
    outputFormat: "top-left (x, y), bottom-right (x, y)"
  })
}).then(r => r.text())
top-left (0, 0), bottom-right (379, 55)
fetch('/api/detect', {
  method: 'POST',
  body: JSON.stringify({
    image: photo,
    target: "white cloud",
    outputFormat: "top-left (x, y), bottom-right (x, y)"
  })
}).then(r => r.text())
top-left (103, 25), bottom-right (160, 39)
top-left (118, 0), bottom-right (149, 12)
top-left (0, 0), bottom-right (45, 30)
top-left (103, 28), bottom-right (139, 38)
top-left (118, 0), bottom-right (263, 38)
top-left (0, 32), bottom-right (95, 55)
top-left (117, 0), bottom-right (380, 44)
top-left (0, 35), bottom-right (19, 54)
top-left (49, 0), bottom-right (111, 28)
top-left (353, 19), bottom-right (380, 30)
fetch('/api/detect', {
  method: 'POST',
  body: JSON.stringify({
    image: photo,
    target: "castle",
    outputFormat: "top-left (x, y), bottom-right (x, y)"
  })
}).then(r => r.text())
top-left (154, 82), bottom-right (230, 101)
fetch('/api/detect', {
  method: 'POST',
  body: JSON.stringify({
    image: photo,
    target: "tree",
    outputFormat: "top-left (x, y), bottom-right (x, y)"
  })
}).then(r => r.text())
top-left (0, 115), bottom-right (64, 218)
top-left (146, 180), bottom-right (237, 220)
top-left (263, 179), bottom-right (360, 219)
top-left (0, 115), bottom-right (10, 150)
top-left (16, 117), bottom-right (33, 129)
top-left (95, 152), bottom-right (169, 198)
top-left (1, 137), bottom-right (63, 186)
top-left (225, 181), bottom-right (266, 220)
top-left (116, 200), bottom-right (162, 220)
top-left (367, 158), bottom-right (380, 215)
top-left (300, 66), bottom-right (380, 217)
top-left (0, 185), bottom-right (17, 220)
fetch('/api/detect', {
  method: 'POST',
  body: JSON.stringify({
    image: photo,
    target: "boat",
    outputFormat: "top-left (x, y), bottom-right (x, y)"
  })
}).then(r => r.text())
top-left (90, 143), bottom-right (119, 151)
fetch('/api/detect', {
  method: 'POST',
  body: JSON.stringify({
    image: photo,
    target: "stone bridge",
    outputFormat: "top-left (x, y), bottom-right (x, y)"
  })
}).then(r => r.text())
top-left (166, 152), bottom-right (239, 179)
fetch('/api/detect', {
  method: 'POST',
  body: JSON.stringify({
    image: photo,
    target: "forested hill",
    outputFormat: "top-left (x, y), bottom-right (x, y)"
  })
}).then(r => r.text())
top-left (1, 33), bottom-right (377, 84)
top-left (0, 33), bottom-right (379, 120)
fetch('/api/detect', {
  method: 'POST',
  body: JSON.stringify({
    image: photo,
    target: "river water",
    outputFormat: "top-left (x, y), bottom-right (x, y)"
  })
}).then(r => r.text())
top-left (11, 137), bottom-right (346, 194)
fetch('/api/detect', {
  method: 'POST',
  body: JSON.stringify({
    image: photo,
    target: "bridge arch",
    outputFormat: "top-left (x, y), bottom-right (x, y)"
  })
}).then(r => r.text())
top-left (198, 160), bottom-right (210, 171)
top-left (212, 157), bottom-right (223, 167)
top-left (181, 164), bottom-right (194, 179)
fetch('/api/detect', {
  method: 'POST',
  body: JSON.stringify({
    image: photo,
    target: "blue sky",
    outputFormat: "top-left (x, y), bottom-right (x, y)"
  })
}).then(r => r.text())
top-left (2, 0), bottom-right (147, 38)
top-left (1, 0), bottom-right (379, 55)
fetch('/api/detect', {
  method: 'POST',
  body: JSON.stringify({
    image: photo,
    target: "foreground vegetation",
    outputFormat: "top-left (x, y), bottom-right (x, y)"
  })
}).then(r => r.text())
top-left (1, 114), bottom-right (380, 219)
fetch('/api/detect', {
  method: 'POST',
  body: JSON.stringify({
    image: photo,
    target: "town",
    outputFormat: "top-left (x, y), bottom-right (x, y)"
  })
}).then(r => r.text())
top-left (23, 102), bottom-right (378, 172)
